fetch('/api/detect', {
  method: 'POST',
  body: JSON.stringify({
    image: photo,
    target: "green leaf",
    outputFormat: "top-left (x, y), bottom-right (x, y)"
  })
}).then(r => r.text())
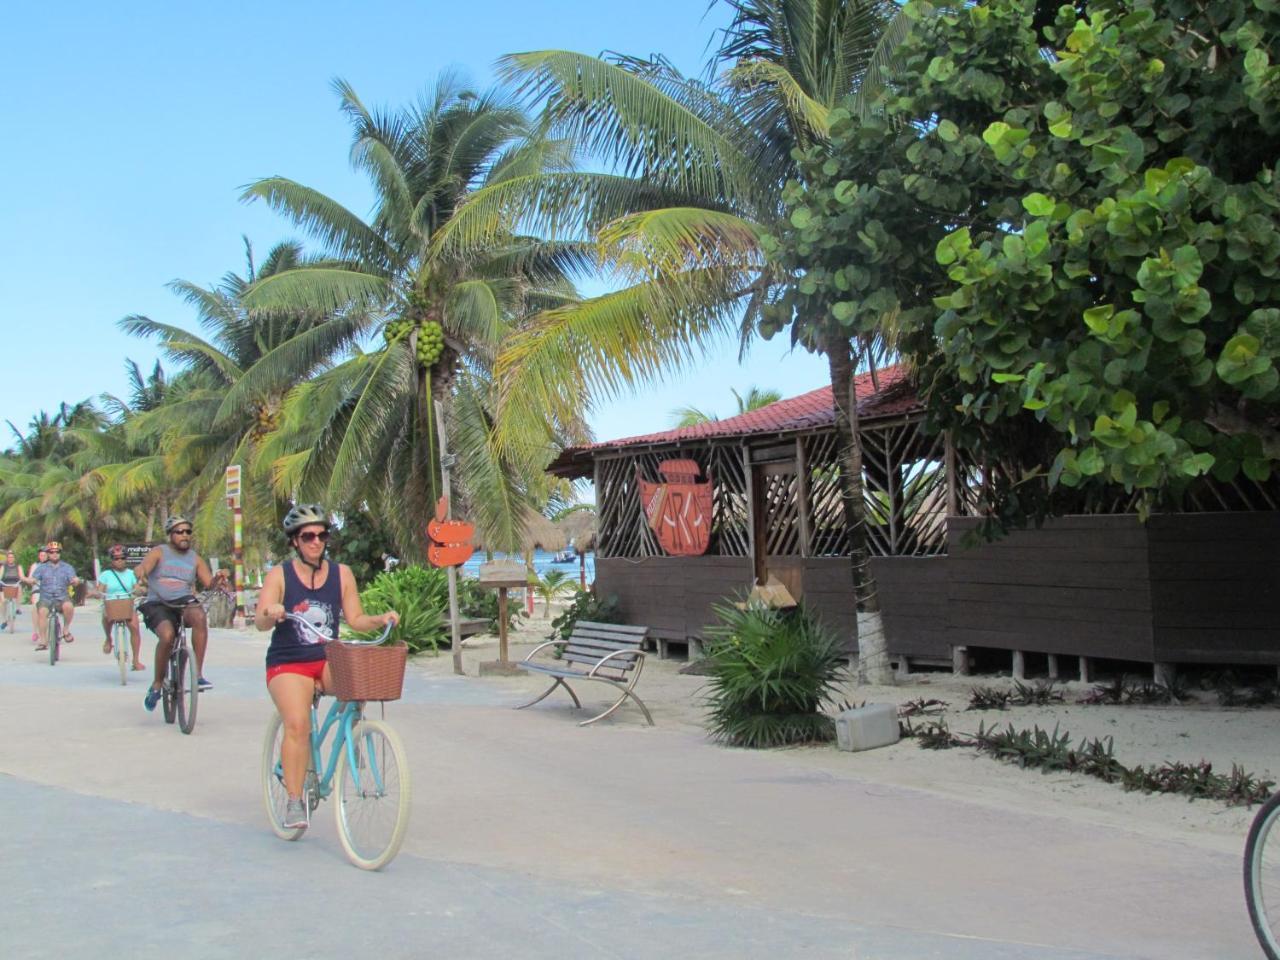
top-left (1022, 193), bottom-right (1055, 216)
top-left (937, 119), bottom-right (959, 142)
top-left (992, 373), bottom-right (1024, 383)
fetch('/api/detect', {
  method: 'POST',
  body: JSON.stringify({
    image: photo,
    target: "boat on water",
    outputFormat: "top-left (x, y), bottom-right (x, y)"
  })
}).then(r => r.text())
top-left (550, 549), bottom-right (576, 564)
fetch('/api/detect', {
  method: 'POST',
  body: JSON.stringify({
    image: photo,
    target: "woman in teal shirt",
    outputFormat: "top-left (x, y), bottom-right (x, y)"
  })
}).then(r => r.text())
top-left (96, 544), bottom-right (144, 670)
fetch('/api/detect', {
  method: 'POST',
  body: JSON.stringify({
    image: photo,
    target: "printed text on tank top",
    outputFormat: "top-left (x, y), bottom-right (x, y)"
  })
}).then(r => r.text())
top-left (147, 544), bottom-right (198, 604)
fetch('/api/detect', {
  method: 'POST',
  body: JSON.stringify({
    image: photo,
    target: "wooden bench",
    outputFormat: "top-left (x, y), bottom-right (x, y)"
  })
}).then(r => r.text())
top-left (515, 621), bottom-right (653, 727)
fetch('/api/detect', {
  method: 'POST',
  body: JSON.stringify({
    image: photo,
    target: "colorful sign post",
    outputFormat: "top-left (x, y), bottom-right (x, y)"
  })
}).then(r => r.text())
top-left (225, 465), bottom-right (244, 627)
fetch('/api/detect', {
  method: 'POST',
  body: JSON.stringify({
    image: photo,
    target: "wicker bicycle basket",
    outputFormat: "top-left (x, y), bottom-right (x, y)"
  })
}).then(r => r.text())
top-left (2, 584), bottom-right (19, 600)
top-left (103, 598), bottom-right (135, 622)
top-left (326, 640), bottom-right (408, 702)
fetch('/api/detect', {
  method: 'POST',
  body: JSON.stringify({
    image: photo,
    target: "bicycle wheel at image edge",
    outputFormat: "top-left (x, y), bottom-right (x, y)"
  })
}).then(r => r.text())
top-left (115, 623), bottom-right (129, 686)
top-left (1246, 792), bottom-right (1280, 960)
top-left (176, 647), bottom-right (198, 734)
top-left (260, 714), bottom-right (307, 842)
top-left (334, 718), bottom-right (411, 870)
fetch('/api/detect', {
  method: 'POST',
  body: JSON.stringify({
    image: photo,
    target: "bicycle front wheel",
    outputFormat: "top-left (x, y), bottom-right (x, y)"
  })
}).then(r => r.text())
top-left (49, 615), bottom-right (59, 666)
top-left (334, 718), bottom-right (411, 870)
top-left (261, 714), bottom-right (308, 841)
top-left (1246, 793), bottom-right (1280, 960)
top-left (5, 599), bottom-right (14, 631)
top-left (176, 647), bottom-right (198, 734)
top-left (115, 623), bottom-right (129, 685)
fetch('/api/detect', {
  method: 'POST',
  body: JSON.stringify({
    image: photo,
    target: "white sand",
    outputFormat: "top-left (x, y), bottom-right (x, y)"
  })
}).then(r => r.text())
top-left (429, 607), bottom-right (1279, 858)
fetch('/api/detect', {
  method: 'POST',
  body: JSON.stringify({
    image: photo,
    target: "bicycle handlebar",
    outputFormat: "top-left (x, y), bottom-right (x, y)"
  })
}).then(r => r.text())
top-left (283, 612), bottom-right (395, 646)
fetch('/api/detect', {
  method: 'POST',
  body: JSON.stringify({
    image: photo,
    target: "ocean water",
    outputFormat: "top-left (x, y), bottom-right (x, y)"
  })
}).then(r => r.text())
top-left (460, 549), bottom-right (595, 586)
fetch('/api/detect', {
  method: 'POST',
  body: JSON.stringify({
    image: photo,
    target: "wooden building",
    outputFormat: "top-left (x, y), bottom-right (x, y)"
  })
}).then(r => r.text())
top-left (549, 369), bottom-right (1280, 674)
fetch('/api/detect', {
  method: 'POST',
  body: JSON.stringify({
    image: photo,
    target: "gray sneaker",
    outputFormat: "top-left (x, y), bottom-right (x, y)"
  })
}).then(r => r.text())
top-left (283, 797), bottom-right (308, 830)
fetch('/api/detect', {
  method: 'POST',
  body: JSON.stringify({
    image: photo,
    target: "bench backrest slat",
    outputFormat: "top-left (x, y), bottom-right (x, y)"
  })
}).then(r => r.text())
top-left (560, 651), bottom-right (636, 675)
top-left (560, 621), bottom-right (648, 676)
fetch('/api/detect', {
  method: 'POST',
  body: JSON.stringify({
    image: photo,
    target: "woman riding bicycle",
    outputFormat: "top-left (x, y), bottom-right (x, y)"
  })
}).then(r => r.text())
top-left (96, 544), bottom-right (144, 671)
top-left (256, 503), bottom-right (398, 830)
top-left (1, 549), bottom-right (23, 630)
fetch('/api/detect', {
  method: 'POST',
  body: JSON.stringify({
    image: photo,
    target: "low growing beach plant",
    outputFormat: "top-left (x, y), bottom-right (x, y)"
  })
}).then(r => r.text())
top-left (548, 589), bottom-right (622, 642)
top-left (701, 601), bottom-right (848, 749)
top-left (899, 718), bottom-right (1274, 807)
top-left (353, 565), bottom-right (447, 653)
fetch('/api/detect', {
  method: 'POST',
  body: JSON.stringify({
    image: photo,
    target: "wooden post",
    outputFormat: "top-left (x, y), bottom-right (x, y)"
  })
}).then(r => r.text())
top-left (795, 438), bottom-right (811, 558)
top-left (434, 405), bottom-right (464, 676)
top-left (498, 586), bottom-right (510, 665)
top-left (1079, 656), bottom-right (1093, 684)
top-left (1012, 650), bottom-right (1026, 680)
top-left (945, 432), bottom-right (959, 517)
top-left (952, 645), bottom-right (970, 676)
top-left (1047, 654), bottom-right (1060, 680)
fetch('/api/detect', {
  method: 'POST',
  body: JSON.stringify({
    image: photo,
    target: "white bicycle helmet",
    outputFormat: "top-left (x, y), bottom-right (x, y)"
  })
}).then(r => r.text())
top-left (163, 516), bottom-right (192, 534)
top-left (282, 503), bottom-right (331, 536)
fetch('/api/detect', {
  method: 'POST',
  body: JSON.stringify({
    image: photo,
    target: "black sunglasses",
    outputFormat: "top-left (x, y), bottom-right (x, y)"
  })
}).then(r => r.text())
top-left (171, 528), bottom-right (193, 536)
top-left (296, 530), bottom-right (330, 544)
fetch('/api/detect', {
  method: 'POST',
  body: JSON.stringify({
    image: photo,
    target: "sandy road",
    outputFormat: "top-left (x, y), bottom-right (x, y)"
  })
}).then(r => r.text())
top-left (0, 620), bottom-right (1260, 959)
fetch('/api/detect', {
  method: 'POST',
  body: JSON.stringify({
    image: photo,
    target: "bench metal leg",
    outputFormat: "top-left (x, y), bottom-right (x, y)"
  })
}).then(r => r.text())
top-left (515, 677), bottom-right (581, 711)
top-left (580, 677), bottom-right (654, 727)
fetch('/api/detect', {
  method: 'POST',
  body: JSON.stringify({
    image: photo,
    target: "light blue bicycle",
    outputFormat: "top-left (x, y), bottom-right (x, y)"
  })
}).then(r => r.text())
top-left (261, 614), bottom-right (411, 870)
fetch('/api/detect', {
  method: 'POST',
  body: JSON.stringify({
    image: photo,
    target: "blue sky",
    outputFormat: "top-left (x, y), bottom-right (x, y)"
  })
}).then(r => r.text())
top-left (0, 0), bottom-right (829, 449)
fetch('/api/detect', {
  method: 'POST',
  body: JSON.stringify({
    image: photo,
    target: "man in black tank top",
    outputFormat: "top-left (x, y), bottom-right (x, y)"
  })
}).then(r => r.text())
top-left (256, 503), bottom-right (398, 831)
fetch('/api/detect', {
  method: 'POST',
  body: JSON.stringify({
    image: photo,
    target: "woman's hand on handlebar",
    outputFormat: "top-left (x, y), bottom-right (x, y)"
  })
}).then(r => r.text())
top-left (263, 602), bottom-right (286, 623)
top-left (378, 611), bottom-right (399, 629)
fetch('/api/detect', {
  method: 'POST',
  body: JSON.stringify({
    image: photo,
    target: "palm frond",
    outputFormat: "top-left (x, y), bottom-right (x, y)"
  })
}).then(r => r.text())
top-left (240, 177), bottom-right (393, 266)
top-left (239, 268), bottom-right (392, 316)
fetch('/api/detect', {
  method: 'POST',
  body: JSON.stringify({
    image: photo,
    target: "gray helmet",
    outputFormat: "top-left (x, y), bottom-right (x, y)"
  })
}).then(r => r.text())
top-left (164, 515), bottom-right (192, 534)
top-left (283, 503), bottom-right (331, 536)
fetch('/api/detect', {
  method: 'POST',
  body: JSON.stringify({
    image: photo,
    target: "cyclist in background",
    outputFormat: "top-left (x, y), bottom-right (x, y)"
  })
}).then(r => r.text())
top-left (135, 516), bottom-right (226, 711)
top-left (1, 550), bottom-right (23, 630)
top-left (257, 503), bottom-right (397, 830)
top-left (25, 542), bottom-right (79, 651)
top-left (26, 546), bottom-right (47, 644)
top-left (96, 544), bottom-right (144, 670)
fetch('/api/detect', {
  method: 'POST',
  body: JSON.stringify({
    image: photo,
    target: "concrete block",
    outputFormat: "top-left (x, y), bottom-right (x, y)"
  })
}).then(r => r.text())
top-left (834, 703), bottom-right (900, 753)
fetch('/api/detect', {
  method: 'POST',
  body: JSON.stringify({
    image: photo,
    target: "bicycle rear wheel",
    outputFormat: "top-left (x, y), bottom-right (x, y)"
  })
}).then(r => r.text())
top-left (176, 646), bottom-right (198, 734)
top-left (1246, 793), bottom-right (1280, 960)
top-left (261, 714), bottom-right (308, 841)
top-left (334, 718), bottom-right (411, 870)
top-left (115, 623), bottom-right (129, 685)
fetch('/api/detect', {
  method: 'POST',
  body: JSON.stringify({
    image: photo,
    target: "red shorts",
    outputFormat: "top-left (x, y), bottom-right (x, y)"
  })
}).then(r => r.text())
top-left (266, 659), bottom-right (327, 686)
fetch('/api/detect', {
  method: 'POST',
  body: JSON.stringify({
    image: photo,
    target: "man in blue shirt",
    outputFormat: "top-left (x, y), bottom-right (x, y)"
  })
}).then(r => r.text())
top-left (25, 541), bottom-right (80, 651)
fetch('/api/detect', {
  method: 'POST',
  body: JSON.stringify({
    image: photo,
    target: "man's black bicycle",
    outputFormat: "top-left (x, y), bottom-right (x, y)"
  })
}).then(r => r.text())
top-left (150, 601), bottom-right (199, 735)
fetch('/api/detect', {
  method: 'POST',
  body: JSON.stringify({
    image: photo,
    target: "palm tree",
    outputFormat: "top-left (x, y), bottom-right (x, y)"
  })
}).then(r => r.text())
top-left (528, 567), bottom-right (574, 617)
top-left (671, 384), bottom-right (783, 426)
top-left (118, 238), bottom-right (354, 556)
top-left (441, 0), bottom-right (910, 679)
top-left (239, 73), bottom-right (590, 557)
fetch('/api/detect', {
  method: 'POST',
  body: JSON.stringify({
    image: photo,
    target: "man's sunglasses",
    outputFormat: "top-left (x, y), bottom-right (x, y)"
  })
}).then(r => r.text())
top-left (48, 550), bottom-right (61, 555)
top-left (296, 530), bottom-right (330, 544)
top-left (171, 528), bottom-right (193, 536)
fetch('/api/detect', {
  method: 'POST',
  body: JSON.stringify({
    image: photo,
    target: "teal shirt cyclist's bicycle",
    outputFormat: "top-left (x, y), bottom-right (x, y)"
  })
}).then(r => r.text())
top-left (261, 614), bottom-right (411, 870)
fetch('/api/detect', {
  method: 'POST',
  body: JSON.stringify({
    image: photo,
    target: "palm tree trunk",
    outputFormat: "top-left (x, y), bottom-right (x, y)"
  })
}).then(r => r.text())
top-left (824, 333), bottom-right (891, 685)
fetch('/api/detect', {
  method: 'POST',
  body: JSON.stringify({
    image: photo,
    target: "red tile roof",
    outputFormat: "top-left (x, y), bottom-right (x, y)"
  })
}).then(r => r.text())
top-left (548, 364), bottom-right (919, 478)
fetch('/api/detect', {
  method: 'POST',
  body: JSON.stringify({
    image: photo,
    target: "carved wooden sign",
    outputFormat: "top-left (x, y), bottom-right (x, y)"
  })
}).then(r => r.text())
top-left (638, 458), bottom-right (713, 556)
top-left (426, 497), bottom-right (475, 568)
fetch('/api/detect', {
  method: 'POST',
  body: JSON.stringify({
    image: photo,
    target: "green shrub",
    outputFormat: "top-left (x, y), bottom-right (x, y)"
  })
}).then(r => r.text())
top-left (458, 577), bottom-right (523, 634)
top-left (548, 589), bottom-right (622, 641)
top-left (701, 602), bottom-right (849, 749)
top-left (353, 565), bottom-right (447, 654)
